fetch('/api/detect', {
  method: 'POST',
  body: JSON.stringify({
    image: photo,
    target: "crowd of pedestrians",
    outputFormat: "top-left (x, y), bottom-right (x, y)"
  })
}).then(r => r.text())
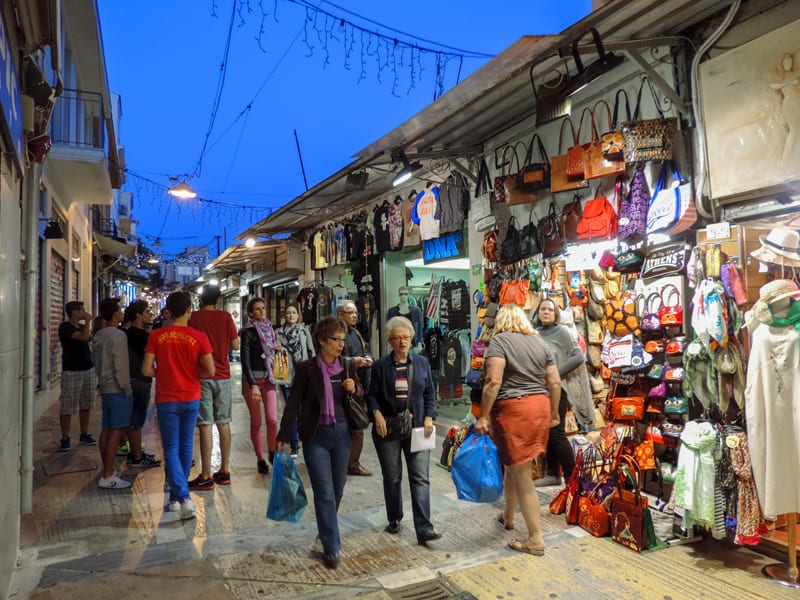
top-left (56, 290), bottom-right (442, 563)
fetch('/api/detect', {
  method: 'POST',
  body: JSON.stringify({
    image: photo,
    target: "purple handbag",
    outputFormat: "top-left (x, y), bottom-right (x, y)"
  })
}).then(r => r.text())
top-left (618, 164), bottom-right (649, 243)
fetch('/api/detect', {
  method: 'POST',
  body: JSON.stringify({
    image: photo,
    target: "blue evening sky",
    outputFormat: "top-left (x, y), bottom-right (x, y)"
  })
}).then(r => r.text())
top-left (98, 1), bottom-right (592, 257)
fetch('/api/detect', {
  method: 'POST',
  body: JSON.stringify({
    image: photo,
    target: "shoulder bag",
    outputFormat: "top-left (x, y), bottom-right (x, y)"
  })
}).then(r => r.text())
top-left (576, 185), bottom-right (618, 241)
top-left (584, 100), bottom-right (626, 180)
top-left (344, 358), bottom-right (369, 430)
top-left (551, 117), bottom-right (589, 193)
top-left (601, 89), bottom-right (630, 161)
top-left (498, 217), bottom-right (522, 265)
top-left (539, 202), bottom-right (565, 258)
top-left (519, 207), bottom-right (541, 259)
top-left (561, 194), bottom-right (583, 243)
top-left (618, 163), bottom-right (649, 243)
top-left (472, 158), bottom-right (498, 232)
top-left (622, 76), bottom-right (678, 163)
top-left (516, 133), bottom-right (551, 192)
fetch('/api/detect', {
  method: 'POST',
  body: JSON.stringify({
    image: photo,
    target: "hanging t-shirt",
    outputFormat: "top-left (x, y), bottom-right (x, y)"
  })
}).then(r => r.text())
top-left (445, 280), bottom-right (471, 331)
top-left (388, 199), bottom-right (404, 250)
top-left (442, 333), bottom-right (464, 385)
top-left (412, 185), bottom-right (440, 241)
top-left (437, 172), bottom-right (469, 234)
top-left (402, 191), bottom-right (421, 248)
top-left (314, 229), bottom-right (329, 269)
top-left (424, 327), bottom-right (443, 370)
top-left (374, 201), bottom-right (393, 253)
top-left (316, 285), bottom-right (334, 321)
top-left (297, 286), bottom-right (317, 325)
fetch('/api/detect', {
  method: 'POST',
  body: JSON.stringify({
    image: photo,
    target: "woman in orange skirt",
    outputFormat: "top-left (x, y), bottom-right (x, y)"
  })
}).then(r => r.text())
top-left (475, 304), bottom-right (561, 556)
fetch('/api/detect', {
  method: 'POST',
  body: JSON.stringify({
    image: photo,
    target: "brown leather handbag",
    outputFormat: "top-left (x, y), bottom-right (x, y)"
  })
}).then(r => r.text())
top-left (584, 100), bottom-right (626, 180)
top-left (560, 194), bottom-right (583, 242)
top-left (551, 117), bottom-right (589, 193)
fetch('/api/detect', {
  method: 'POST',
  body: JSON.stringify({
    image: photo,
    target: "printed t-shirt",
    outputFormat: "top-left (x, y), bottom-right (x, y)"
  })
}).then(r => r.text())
top-left (188, 310), bottom-right (238, 380)
top-left (145, 324), bottom-right (213, 403)
top-left (484, 332), bottom-right (555, 400)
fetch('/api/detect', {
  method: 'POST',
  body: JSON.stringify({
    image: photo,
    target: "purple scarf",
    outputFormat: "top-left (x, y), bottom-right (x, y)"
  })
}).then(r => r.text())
top-left (316, 355), bottom-right (343, 425)
top-left (247, 318), bottom-right (277, 383)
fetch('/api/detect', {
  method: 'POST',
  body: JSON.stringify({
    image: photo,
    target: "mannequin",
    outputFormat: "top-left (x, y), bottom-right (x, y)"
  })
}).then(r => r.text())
top-left (744, 280), bottom-right (800, 587)
top-left (387, 287), bottom-right (423, 347)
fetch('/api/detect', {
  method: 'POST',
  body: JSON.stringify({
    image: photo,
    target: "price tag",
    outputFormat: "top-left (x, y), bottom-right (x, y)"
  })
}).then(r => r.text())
top-left (706, 222), bottom-right (731, 241)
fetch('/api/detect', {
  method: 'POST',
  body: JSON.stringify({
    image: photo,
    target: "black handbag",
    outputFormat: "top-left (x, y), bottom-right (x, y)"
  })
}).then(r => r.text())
top-left (385, 410), bottom-right (413, 441)
top-left (516, 133), bottom-right (551, 192)
top-left (519, 207), bottom-right (541, 259)
top-left (344, 358), bottom-right (369, 430)
top-left (498, 217), bottom-right (522, 265)
top-left (538, 202), bottom-right (564, 258)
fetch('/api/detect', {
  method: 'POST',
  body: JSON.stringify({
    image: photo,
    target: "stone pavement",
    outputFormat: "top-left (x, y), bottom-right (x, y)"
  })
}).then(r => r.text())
top-left (9, 365), bottom-right (798, 599)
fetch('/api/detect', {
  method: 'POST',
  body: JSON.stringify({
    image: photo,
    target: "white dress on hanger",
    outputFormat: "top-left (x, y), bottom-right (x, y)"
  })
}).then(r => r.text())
top-left (744, 324), bottom-right (800, 518)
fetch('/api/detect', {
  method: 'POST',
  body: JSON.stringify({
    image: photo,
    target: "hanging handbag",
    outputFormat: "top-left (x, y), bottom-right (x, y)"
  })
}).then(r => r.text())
top-left (539, 202), bottom-right (565, 258)
top-left (622, 76), bottom-right (679, 163)
top-left (551, 117), bottom-right (589, 193)
top-left (499, 279), bottom-right (529, 307)
top-left (560, 194), bottom-right (583, 243)
top-left (658, 284), bottom-right (682, 327)
top-left (505, 143), bottom-right (538, 206)
top-left (482, 230), bottom-right (498, 263)
top-left (618, 163), bottom-right (650, 243)
top-left (493, 146), bottom-right (514, 204)
top-left (647, 161), bottom-right (696, 235)
top-left (518, 207), bottom-right (541, 259)
top-left (567, 109), bottom-right (589, 180)
top-left (663, 396), bottom-right (688, 415)
top-left (584, 100), bottom-right (626, 180)
top-left (516, 133), bottom-right (551, 192)
top-left (472, 158), bottom-right (497, 232)
top-left (601, 89), bottom-right (631, 161)
top-left (576, 185), bottom-right (618, 241)
top-left (498, 218), bottom-right (522, 265)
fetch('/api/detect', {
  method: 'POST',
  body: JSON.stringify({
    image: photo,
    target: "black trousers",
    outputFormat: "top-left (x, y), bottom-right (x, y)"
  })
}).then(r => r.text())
top-left (545, 389), bottom-right (575, 480)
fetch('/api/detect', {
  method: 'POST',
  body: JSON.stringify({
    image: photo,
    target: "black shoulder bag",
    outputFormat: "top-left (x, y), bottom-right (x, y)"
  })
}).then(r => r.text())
top-left (344, 357), bottom-right (369, 431)
top-left (384, 361), bottom-right (414, 441)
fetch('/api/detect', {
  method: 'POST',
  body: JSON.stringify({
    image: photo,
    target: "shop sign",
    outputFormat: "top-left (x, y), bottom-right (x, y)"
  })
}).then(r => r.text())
top-left (640, 243), bottom-right (689, 280)
top-left (0, 9), bottom-right (22, 175)
top-left (422, 231), bottom-right (464, 265)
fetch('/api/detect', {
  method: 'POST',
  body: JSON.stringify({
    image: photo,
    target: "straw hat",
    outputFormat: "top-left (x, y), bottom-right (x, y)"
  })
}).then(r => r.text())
top-left (744, 279), bottom-right (800, 329)
top-left (750, 229), bottom-right (800, 267)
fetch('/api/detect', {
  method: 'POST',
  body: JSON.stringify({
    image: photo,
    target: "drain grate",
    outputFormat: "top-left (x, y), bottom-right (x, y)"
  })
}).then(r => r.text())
top-left (387, 577), bottom-right (478, 600)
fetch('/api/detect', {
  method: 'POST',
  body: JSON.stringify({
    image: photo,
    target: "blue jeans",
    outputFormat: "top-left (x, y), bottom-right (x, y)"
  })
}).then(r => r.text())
top-left (281, 385), bottom-right (300, 450)
top-left (157, 400), bottom-right (199, 502)
top-left (303, 423), bottom-right (351, 554)
top-left (372, 432), bottom-right (434, 536)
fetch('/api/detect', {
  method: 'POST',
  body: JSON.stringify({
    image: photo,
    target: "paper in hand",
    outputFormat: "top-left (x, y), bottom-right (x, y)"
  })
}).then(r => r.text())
top-left (410, 426), bottom-right (436, 453)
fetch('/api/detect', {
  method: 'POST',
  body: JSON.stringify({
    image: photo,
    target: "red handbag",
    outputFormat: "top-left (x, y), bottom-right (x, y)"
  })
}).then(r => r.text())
top-left (577, 489), bottom-right (611, 537)
top-left (658, 284), bottom-right (682, 326)
top-left (576, 185), bottom-right (618, 241)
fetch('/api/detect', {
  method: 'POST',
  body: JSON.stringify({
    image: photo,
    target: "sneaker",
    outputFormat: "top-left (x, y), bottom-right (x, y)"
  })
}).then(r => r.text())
top-left (168, 500), bottom-right (181, 512)
top-left (257, 459), bottom-right (269, 474)
top-left (180, 500), bottom-right (196, 521)
top-left (79, 432), bottom-right (97, 446)
top-left (59, 437), bottom-right (70, 452)
top-left (116, 442), bottom-right (131, 456)
top-left (129, 455), bottom-right (162, 469)
top-left (188, 475), bottom-right (214, 491)
top-left (290, 450), bottom-right (299, 459)
top-left (212, 470), bottom-right (231, 485)
top-left (98, 474), bottom-right (131, 489)
top-left (128, 451), bottom-right (156, 462)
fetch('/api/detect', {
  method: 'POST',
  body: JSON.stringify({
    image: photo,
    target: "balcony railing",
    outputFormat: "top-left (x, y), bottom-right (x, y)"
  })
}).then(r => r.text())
top-left (50, 88), bottom-right (106, 150)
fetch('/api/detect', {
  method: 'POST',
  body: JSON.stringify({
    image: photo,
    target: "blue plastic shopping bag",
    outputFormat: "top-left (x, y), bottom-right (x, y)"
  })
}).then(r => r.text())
top-left (451, 432), bottom-right (503, 503)
top-left (266, 449), bottom-right (308, 522)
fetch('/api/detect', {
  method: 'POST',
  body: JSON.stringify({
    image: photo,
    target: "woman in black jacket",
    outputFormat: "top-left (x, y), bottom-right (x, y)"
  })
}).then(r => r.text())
top-left (277, 316), bottom-right (363, 570)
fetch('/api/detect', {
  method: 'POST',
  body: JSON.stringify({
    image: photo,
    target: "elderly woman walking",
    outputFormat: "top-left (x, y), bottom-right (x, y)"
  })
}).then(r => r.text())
top-left (475, 304), bottom-right (561, 555)
top-left (367, 316), bottom-right (441, 545)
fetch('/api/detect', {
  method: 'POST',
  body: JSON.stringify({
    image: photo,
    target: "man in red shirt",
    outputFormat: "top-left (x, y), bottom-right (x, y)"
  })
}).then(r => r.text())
top-left (188, 284), bottom-right (239, 489)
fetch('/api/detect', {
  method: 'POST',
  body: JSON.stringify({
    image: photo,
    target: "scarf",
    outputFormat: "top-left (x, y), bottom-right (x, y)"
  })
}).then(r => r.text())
top-left (281, 324), bottom-right (304, 364)
top-left (247, 318), bottom-right (276, 383)
top-left (769, 298), bottom-right (800, 334)
top-left (674, 420), bottom-right (717, 529)
top-left (316, 355), bottom-right (344, 425)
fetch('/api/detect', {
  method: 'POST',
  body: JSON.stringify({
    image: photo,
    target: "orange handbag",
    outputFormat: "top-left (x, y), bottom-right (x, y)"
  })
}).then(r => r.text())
top-left (551, 117), bottom-right (589, 193)
top-left (584, 100), bottom-right (626, 180)
top-left (567, 107), bottom-right (593, 180)
top-left (499, 280), bottom-right (529, 307)
top-left (610, 396), bottom-right (645, 421)
top-left (576, 185), bottom-right (618, 241)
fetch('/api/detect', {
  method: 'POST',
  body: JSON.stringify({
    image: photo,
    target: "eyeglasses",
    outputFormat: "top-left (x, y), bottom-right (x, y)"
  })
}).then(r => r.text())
top-left (327, 336), bottom-right (346, 344)
top-left (398, 292), bottom-right (409, 296)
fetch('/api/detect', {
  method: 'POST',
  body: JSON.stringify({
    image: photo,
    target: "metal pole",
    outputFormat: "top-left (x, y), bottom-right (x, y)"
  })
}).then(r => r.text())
top-left (293, 128), bottom-right (309, 191)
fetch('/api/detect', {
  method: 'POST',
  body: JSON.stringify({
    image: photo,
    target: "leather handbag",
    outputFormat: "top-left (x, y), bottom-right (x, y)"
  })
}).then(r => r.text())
top-left (561, 194), bottom-right (583, 243)
top-left (567, 107), bottom-right (592, 180)
top-left (516, 133), bottom-right (551, 192)
top-left (622, 76), bottom-right (678, 163)
top-left (344, 359), bottom-right (369, 431)
top-left (499, 280), bottom-right (529, 307)
top-left (601, 89), bottom-right (631, 161)
top-left (576, 185), bottom-right (618, 241)
top-left (618, 163), bottom-right (650, 243)
top-left (385, 409), bottom-right (413, 440)
top-left (493, 146), bottom-right (512, 203)
top-left (505, 144), bottom-right (538, 206)
top-left (498, 218), bottom-right (522, 265)
top-left (482, 230), bottom-right (498, 263)
top-left (519, 208), bottom-right (541, 259)
top-left (584, 100), bottom-right (626, 180)
top-left (551, 117), bottom-right (589, 193)
top-left (539, 202), bottom-right (565, 258)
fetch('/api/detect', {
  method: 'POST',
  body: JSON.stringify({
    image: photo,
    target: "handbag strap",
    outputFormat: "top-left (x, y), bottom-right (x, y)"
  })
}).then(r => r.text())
top-left (523, 132), bottom-right (550, 165)
top-left (645, 292), bottom-right (662, 314)
top-left (632, 75), bottom-right (667, 121)
top-left (476, 158), bottom-right (492, 195)
top-left (612, 89), bottom-right (631, 128)
top-left (496, 145), bottom-right (520, 176)
top-left (558, 117), bottom-right (578, 153)
top-left (593, 183), bottom-right (605, 200)
top-left (576, 107), bottom-right (599, 143)
top-left (593, 99), bottom-right (613, 132)
top-left (613, 175), bottom-right (626, 212)
top-left (660, 284), bottom-right (680, 307)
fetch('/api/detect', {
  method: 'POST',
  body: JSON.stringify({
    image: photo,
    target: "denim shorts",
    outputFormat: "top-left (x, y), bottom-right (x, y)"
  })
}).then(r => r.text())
top-left (101, 392), bottom-right (134, 430)
top-left (197, 379), bottom-right (233, 425)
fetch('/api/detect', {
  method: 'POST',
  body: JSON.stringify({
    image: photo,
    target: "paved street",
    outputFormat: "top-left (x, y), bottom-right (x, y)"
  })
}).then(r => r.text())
top-left (8, 365), bottom-right (798, 599)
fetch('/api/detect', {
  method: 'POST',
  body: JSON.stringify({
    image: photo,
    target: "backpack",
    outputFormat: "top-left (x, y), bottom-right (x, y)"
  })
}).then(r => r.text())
top-left (576, 186), bottom-right (617, 241)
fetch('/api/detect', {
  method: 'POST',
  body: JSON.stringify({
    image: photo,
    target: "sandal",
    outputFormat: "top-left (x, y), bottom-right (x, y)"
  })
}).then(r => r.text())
top-left (497, 513), bottom-right (514, 531)
top-left (508, 539), bottom-right (545, 556)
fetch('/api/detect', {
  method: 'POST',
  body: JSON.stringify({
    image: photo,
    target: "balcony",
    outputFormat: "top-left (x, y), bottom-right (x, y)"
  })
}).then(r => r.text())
top-left (45, 89), bottom-right (115, 206)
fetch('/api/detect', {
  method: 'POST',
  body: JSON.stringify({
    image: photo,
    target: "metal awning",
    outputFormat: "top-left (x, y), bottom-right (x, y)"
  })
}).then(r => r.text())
top-left (94, 233), bottom-right (136, 258)
top-left (207, 241), bottom-right (286, 274)
top-left (239, 0), bottom-right (730, 239)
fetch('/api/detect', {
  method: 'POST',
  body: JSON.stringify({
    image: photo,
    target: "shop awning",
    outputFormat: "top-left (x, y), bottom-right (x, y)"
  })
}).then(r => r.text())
top-left (253, 268), bottom-right (303, 288)
top-left (206, 241), bottom-right (286, 274)
top-left (238, 0), bottom-right (729, 240)
top-left (94, 233), bottom-right (136, 259)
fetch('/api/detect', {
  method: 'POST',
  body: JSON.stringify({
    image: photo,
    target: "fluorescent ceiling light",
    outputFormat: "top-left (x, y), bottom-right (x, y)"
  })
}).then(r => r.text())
top-left (404, 257), bottom-right (470, 270)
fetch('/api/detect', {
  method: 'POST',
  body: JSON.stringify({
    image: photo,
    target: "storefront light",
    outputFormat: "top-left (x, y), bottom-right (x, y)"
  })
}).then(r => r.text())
top-left (245, 237), bottom-right (256, 248)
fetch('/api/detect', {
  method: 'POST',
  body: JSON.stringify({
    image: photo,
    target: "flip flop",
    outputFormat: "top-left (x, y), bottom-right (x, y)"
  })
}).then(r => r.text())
top-left (508, 539), bottom-right (545, 556)
top-left (497, 513), bottom-right (514, 531)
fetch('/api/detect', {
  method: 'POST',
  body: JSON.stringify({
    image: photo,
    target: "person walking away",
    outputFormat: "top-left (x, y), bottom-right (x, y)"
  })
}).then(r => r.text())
top-left (276, 316), bottom-right (363, 569)
top-left (142, 291), bottom-right (214, 520)
top-left (57, 301), bottom-right (98, 451)
top-left (275, 303), bottom-right (315, 457)
top-left (368, 316), bottom-right (441, 544)
top-left (92, 298), bottom-right (134, 489)
top-left (475, 304), bottom-right (561, 555)
top-left (532, 298), bottom-right (580, 486)
top-left (188, 284), bottom-right (240, 489)
top-left (240, 297), bottom-right (281, 474)
top-left (336, 300), bottom-right (373, 476)
top-left (123, 301), bottom-right (161, 468)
